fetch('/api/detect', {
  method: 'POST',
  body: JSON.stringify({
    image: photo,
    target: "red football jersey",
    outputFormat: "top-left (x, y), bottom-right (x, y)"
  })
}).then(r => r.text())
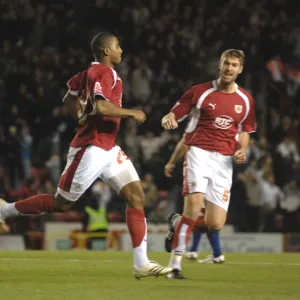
top-left (66, 62), bottom-right (123, 150)
top-left (171, 80), bottom-right (256, 155)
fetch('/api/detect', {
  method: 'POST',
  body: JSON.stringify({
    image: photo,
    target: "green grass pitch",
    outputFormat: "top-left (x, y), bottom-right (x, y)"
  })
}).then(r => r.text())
top-left (1, 251), bottom-right (300, 300)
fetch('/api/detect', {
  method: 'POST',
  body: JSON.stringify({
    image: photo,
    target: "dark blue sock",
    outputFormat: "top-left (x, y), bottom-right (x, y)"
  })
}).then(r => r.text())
top-left (206, 231), bottom-right (222, 257)
top-left (189, 231), bottom-right (202, 252)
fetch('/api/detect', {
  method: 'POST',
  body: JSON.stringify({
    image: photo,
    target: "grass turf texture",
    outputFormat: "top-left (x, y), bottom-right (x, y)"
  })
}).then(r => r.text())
top-left (0, 251), bottom-right (300, 300)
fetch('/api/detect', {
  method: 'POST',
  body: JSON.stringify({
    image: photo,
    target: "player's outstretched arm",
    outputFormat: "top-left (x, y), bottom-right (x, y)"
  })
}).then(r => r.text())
top-left (96, 99), bottom-right (146, 124)
top-left (165, 137), bottom-right (188, 177)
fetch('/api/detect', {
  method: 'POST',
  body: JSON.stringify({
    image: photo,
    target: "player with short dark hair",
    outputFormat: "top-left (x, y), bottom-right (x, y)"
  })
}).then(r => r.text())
top-left (0, 32), bottom-right (172, 279)
top-left (161, 49), bottom-right (256, 279)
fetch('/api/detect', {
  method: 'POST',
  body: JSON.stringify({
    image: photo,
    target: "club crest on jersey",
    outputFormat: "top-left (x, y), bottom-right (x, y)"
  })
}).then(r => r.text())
top-left (234, 105), bottom-right (243, 114)
top-left (94, 82), bottom-right (103, 95)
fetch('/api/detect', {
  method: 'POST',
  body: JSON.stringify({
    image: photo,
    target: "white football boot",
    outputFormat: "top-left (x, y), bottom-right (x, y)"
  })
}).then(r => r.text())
top-left (184, 252), bottom-right (198, 260)
top-left (0, 199), bottom-right (9, 232)
top-left (0, 198), bottom-right (8, 224)
top-left (198, 255), bottom-right (225, 264)
top-left (134, 261), bottom-right (173, 280)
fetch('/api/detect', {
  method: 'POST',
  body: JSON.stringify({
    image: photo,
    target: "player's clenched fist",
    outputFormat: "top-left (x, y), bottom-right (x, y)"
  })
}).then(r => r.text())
top-left (131, 109), bottom-right (146, 124)
top-left (161, 112), bottom-right (178, 130)
top-left (234, 149), bottom-right (247, 164)
top-left (164, 162), bottom-right (175, 177)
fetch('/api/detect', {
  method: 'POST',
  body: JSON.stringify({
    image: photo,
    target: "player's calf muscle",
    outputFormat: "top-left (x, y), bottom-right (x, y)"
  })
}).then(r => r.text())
top-left (120, 182), bottom-right (145, 209)
top-left (126, 192), bottom-right (145, 209)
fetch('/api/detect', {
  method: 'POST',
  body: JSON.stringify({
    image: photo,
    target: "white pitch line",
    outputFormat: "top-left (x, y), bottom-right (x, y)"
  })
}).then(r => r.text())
top-left (0, 258), bottom-right (117, 262)
top-left (228, 261), bottom-right (300, 266)
top-left (0, 257), bottom-right (300, 266)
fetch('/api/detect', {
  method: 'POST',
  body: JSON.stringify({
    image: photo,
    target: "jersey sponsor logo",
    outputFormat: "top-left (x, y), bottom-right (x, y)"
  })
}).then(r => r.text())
top-left (94, 82), bottom-right (103, 95)
top-left (234, 105), bottom-right (243, 114)
top-left (214, 115), bottom-right (234, 129)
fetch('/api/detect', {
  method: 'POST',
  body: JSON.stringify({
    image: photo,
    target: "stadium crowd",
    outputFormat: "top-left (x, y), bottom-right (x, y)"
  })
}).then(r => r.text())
top-left (0, 0), bottom-right (300, 241)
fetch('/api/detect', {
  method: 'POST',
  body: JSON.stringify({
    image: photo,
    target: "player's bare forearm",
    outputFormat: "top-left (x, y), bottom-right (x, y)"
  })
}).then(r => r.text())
top-left (237, 132), bottom-right (250, 150)
top-left (234, 132), bottom-right (249, 164)
top-left (168, 137), bottom-right (188, 164)
top-left (165, 137), bottom-right (187, 177)
top-left (96, 100), bottom-right (131, 117)
top-left (96, 99), bottom-right (146, 123)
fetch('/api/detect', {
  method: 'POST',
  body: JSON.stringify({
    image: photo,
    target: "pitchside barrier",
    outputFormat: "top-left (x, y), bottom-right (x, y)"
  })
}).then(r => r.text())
top-left (43, 222), bottom-right (284, 253)
top-left (1, 222), bottom-right (297, 252)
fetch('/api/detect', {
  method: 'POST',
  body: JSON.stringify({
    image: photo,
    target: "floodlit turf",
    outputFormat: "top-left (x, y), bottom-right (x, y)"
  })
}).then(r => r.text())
top-left (1, 251), bottom-right (300, 300)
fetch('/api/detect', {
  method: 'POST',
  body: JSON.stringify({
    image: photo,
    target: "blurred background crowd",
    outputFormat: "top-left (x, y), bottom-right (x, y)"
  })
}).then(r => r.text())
top-left (0, 0), bottom-right (300, 243)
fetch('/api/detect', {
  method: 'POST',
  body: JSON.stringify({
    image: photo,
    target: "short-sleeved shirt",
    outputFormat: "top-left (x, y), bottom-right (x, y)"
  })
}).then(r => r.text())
top-left (67, 62), bottom-right (123, 150)
top-left (171, 80), bottom-right (256, 155)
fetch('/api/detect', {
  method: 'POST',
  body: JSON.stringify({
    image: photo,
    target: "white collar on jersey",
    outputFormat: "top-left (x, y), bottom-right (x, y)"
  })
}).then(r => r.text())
top-left (90, 61), bottom-right (118, 88)
top-left (212, 80), bottom-right (238, 92)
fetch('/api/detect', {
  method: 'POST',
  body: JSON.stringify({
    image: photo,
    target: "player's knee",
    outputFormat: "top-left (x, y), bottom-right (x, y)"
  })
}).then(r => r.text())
top-left (185, 194), bottom-right (203, 218)
top-left (53, 194), bottom-right (74, 212)
top-left (188, 198), bottom-right (199, 210)
top-left (207, 221), bottom-right (224, 232)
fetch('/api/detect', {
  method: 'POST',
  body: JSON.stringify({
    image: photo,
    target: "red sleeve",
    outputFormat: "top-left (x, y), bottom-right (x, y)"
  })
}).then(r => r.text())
top-left (170, 87), bottom-right (198, 121)
top-left (89, 67), bottom-right (115, 101)
top-left (67, 72), bottom-right (81, 96)
top-left (242, 93), bottom-right (257, 133)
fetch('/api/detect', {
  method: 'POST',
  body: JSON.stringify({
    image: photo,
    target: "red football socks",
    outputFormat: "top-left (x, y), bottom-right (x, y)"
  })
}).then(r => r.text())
top-left (126, 208), bottom-right (146, 248)
top-left (194, 215), bottom-right (208, 232)
top-left (15, 194), bottom-right (54, 214)
top-left (172, 216), bottom-right (196, 250)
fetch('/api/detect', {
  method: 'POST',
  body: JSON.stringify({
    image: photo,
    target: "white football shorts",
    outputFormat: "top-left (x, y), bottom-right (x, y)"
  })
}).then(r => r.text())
top-left (182, 146), bottom-right (233, 212)
top-left (56, 145), bottom-right (139, 201)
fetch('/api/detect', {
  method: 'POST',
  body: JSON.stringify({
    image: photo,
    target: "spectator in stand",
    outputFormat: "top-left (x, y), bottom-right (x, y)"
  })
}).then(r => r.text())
top-left (0, 0), bottom-right (299, 238)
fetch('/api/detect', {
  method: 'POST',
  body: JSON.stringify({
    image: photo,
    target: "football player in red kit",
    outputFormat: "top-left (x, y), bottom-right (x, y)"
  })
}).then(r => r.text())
top-left (161, 49), bottom-right (256, 279)
top-left (0, 32), bottom-right (172, 279)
